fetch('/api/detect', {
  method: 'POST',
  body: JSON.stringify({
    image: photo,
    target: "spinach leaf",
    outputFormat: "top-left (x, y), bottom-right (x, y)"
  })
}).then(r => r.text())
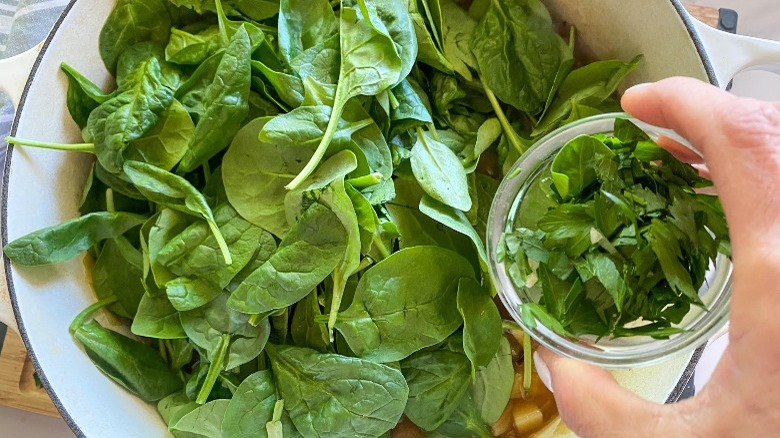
top-left (61, 63), bottom-right (111, 129)
top-left (149, 209), bottom-right (194, 287)
top-left (127, 99), bottom-right (193, 172)
top-left (291, 291), bottom-right (330, 353)
top-left (433, 391), bottom-right (492, 438)
top-left (166, 277), bottom-right (223, 312)
top-left (440, 0), bottom-right (478, 81)
top-left (646, 219), bottom-right (699, 302)
top-left (228, 202), bottom-right (347, 315)
top-left (550, 135), bottom-right (615, 200)
top-left (408, 0), bottom-right (453, 74)
top-left (456, 277), bottom-right (502, 369)
top-left (165, 26), bottom-right (223, 65)
top-left (400, 346), bottom-right (471, 431)
top-left (115, 42), bottom-right (183, 90)
top-left (267, 344), bottom-right (408, 437)
top-left (170, 399), bottom-right (230, 438)
top-left (411, 128), bottom-right (471, 211)
top-left (222, 117), bottom-right (311, 237)
top-left (88, 58), bottom-right (175, 174)
top-left (98, 0), bottom-right (171, 73)
top-left (179, 26), bottom-right (252, 172)
top-left (123, 160), bottom-right (231, 264)
top-left (92, 236), bottom-right (145, 318)
top-left (4, 212), bottom-right (146, 265)
top-left (472, 336), bottom-right (513, 424)
top-left (471, 0), bottom-right (570, 115)
top-left (277, 0), bottom-right (338, 69)
top-left (221, 370), bottom-right (299, 438)
top-left (72, 320), bottom-right (182, 402)
top-left (419, 195), bottom-right (487, 271)
top-left (131, 293), bottom-right (187, 339)
top-left (286, 0), bottom-right (416, 190)
top-left (534, 55), bottom-right (643, 136)
top-left (335, 246), bottom-right (474, 362)
top-left (283, 151), bottom-right (361, 339)
top-left (389, 77), bottom-right (433, 137)
top-left (181, 291), bottom-right (271, 370)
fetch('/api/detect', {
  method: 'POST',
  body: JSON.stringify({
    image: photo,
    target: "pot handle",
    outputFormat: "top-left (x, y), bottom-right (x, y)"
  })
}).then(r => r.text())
top-left (0, 44), bottom-right (42, 334)
top-left (0, 43), bottom-right (44, 108)
top-left (691, 17), bottom-right (780, 89)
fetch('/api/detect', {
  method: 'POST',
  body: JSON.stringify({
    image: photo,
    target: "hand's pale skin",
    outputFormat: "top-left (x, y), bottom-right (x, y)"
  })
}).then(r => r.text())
top-left (538, 77), bottom-right (780, 438)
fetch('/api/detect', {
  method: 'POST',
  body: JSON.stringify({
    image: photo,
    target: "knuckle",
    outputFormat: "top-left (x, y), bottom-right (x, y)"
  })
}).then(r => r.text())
top-left (719, 100), bottom-right (780, 148)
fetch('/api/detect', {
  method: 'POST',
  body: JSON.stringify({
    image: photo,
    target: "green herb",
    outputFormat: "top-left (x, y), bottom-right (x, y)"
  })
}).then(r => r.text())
top-left (501, 119), bottom-right (730, 339)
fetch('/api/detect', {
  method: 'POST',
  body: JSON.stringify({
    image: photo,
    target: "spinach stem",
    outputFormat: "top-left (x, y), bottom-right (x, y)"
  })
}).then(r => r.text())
top-left (355, 256), bottom-right (374, 273)
top-left (68, 296), bottom-right (118, 334)
top-left (523, 331), bottom-right (533, 397)
top-left (214, 0), bottom-right (230, 43)
top-left (479, 79), bottom-right (527, 155)
top-left (105, 189), bottom-right (115, 213)
top-left (286, 96), bottom-right (346, 190)
top-left (203, 161), bottom-right (211, 185)
top-left (327, 273), bottom-right (346, 341)
top-left (387, 89), bottom-right (400, 110)
top-left (346, 173), bottom-right (382, 189)
top-left (158, 340), bottom-right (169, 364)
top-left (249, 313), bottom-right (262, 326)
top-left (372, 234), bottom-right (391, 259)
top-left (196, 334), bottom-right (229, 404)
top-left (206, 219), bottom-right (232, 265)
top-left (5, 136), bottom-right (95, 153)
top-left (427, 123), bottom-right (440, 142)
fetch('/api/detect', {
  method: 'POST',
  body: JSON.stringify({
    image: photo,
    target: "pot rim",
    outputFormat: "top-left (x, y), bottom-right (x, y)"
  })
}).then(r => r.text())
top-left (1, 0), bottom-right (715, 435)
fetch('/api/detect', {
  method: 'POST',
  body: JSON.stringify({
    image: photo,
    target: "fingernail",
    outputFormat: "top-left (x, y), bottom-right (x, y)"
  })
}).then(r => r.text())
top-left (625, 82), bottom-right (652, 94)
top-left (533, 350), bottom-right (553, 393)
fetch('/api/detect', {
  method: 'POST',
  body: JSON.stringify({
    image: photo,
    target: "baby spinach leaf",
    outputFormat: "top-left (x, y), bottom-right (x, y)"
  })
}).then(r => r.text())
top-left (534, 55), bottom-right (643, 136)
top-left (170, 399), bottom-right (230, 438)
top-left (228, 202), bottom-right (347, 315)
top-left (251, 60), bottom-right (306, 109)
top-left (166, 26), bottom-right (223, 65)
top-left (221, 370), bottom-right (299, 438)
top-left (123, 160), bottom-right (231, 265)
top-left (149, 209), bottom-right (195, 287)
top-left (471, 0), bottom-right (570, 115)
top-left (472, 336), bottom-right (512, 424)
top-left (550, 135), bottom-right (615, 200)
top-left (335, 246), bottom-right (474, 362)
top-left (181, 291), bottom-right (271, 371)
top-left (291, 291), bottom-right (330, 353)
top-left (159, 204), bottom-right (269, 290)
top-left (88, 57), bottom-right (175, 174)
top-left (179, 26), bottom-right (252, 172)
top-left (116, 42), bottom-right (183, 90)
top-left (222, 117), bottom-right (311, 237)
top-left (277, 0), bottom-right (338, 69)
top-left (419, 195), bottom-right (488, 271)
top-left (127, 99), bottom-right (193, 172)
top-left (61, 62), bottom-right (111, 129)
top-left (258, 105), bottom-right (374, 150)
top-left (646, 219), bottom-right (699, 302)
top-left (456, 277), bottom-right (502, 369)
top-left (166, 277), bottom-right (223, 311)
top-left (286, 0), bottom-right (416, 190)
top-left (400, 347), bottom-right (471, 431)
top-left (72, 320), bottom-right (183, 402)
top-left (389, 77), bottom-right (433, 137)
top-left (92, 236), bottom-right (145, 318)
top-left (131, 293), bottom-right (187, 339)
top-left (440, 0), bottom-right (478, 81)
top-left (289, 33), bottom-right (341, 84)
top-left (4, 212), bottom-right (146, 265)
top-left (408, 0), bottom-right (454, 74)
top-left (433, 391), bottom-right (492, 438)
top-left (283, 151), bottom-right (361, 339)
top-left (411, 128), bottom-right (471, 211)
top-left (98, 0), bottom-right (171, 73)
top-left (267, 344), bottom-right (408, 437)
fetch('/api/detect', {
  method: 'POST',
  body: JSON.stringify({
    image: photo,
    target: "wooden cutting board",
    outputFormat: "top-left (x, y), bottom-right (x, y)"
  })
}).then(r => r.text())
top-left (0, 2), bottom-right (726, 420)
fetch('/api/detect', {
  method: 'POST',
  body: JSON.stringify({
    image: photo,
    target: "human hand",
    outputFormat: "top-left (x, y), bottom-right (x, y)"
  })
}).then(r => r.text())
top-left (535, 77), bottom-right (780, 438)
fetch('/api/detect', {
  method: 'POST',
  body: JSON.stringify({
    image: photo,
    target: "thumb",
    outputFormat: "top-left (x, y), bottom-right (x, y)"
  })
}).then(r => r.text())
top-left (536, 348), bottom-right (700, 438)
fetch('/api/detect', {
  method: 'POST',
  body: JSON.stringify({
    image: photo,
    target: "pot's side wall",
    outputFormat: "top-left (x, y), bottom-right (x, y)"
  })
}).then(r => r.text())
top-left (543, 0), bottom-right (711, 91)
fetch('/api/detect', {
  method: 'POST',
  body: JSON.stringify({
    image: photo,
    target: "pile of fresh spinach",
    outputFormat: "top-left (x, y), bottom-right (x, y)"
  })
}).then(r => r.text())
top-left (4, 0), bottom-right (642, 435)
top-left (500, 119), bottom-right (730, 339)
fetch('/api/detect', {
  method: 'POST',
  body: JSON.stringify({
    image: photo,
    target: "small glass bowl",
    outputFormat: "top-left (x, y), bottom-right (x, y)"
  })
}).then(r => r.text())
top-left (486, 113), bottom-right (732, 368)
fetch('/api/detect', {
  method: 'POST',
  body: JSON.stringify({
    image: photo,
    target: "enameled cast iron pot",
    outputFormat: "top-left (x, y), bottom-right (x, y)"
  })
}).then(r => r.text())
top-left (0, 1), bottom-right (779, 436)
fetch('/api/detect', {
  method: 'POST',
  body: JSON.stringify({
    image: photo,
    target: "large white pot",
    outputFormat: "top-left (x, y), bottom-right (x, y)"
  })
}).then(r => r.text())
top-left (0, 1), bottom-right (778, 437)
